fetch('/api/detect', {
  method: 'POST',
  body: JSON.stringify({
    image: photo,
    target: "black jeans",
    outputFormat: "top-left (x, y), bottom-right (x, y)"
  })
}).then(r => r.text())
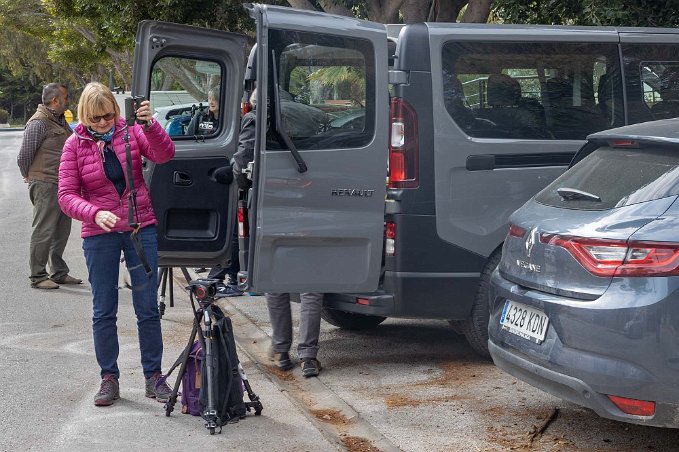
top-left (207, 228), bottom-right (239, 284)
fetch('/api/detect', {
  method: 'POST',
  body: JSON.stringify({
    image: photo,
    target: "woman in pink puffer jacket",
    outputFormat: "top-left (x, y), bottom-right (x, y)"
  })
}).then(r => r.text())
top-left (58, 82), bottom-right (175, 407)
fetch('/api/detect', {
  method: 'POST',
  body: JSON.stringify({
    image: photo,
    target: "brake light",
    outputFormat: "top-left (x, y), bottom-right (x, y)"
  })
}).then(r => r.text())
top-left (540, 233), bottom-right (679, 277)
top-left (607, 395), bottom-right (655, 416)
top-left (237, 206), bottom-right (249, 238)
top-left (385, 221), bottom-right (396, 256)
top-left (508, 224), bottom-right (526, 238)
top-left (388, 97), bottom-right (419, 188)
top-left (609, 139), bottom-right (639, 148)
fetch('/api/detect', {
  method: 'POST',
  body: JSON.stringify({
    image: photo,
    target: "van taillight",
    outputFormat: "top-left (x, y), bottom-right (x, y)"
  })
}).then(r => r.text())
top-left (237, 206), bottom-right (249, 238)
top-left (540, 233), bottom-right (679, 277)
top-left (388, 97), bottom-right (419, 189)
top-left (385, 221), bottom-right (396, 256)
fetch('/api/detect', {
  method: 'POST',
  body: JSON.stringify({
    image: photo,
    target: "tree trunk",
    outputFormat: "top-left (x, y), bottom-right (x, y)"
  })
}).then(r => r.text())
top-left (460, 0), bottom-right (493, 23)
top-left (424, 0), bottom-right (465, 22)
top-left (365, 0), bottom-right (405, 23)
top-left (402, 0), bottom-right (430, 23)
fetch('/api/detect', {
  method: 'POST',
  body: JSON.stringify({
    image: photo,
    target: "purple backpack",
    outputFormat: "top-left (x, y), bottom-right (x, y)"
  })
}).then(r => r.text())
top-left (181, 341), bottom-right (203, 416)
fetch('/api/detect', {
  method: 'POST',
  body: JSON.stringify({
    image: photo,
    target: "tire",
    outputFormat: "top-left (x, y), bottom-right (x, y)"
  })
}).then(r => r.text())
top-left (321, 308), bottom-right (387, 330)
top-left (447, 319), bottom-right (466, 335)
top-left (461, 250), bottom-right (502, 359)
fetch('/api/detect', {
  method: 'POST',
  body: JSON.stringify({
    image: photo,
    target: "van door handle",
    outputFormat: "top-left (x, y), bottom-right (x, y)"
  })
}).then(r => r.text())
top-left (173, 171), bottom-right (192, 186)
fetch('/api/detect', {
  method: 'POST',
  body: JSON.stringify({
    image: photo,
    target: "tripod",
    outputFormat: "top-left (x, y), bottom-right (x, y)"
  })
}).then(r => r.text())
top-left (164, 279), bottom-right (263, 434)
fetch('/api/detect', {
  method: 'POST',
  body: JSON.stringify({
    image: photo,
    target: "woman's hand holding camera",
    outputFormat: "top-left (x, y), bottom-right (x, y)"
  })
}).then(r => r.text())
top-left (95, 210), bottom-right (119, 232)
top-left (135, 100), bottom-right (153, 125)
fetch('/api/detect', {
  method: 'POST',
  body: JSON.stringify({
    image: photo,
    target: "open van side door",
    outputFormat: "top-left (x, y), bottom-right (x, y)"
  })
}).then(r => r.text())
top-left (132, 21), bottom-right (246, 267)
top-left (246, 5), bottom-right (389, 293)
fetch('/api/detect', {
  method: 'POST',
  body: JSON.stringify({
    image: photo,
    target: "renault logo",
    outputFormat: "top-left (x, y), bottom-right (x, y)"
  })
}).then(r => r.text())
top-left (525, 227), bottom-right (537, 258)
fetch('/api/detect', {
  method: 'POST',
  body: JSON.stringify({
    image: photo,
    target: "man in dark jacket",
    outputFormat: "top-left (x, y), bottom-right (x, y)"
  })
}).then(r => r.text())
top-left (17, 83), bottom-right (81, 289)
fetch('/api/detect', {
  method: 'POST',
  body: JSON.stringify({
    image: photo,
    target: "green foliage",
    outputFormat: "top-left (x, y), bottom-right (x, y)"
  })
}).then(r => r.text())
top-left (492, 0), bottom-right (679, 27)
top-left (0, 108), bottom-right (8, 123)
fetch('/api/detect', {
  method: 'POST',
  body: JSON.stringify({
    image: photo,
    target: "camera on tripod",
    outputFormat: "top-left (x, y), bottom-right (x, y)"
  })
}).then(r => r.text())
top-left (124, 95), bottom-right (147, 126)
top-left (188, 278), bottom-right (219, 305)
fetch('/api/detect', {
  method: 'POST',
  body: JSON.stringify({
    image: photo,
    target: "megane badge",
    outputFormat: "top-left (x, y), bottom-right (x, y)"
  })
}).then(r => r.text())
top-left (525, 227), bottom-right (537, 258)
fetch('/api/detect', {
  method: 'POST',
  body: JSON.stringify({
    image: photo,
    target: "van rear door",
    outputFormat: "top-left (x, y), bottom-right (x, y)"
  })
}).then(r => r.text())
top-left (245, 5), bottom-right (389, 293)
top-left (132, 21), bottom-right (247, 267)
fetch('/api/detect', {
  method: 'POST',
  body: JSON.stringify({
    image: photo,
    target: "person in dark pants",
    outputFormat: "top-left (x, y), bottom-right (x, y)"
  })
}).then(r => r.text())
top-left (17, 83), bottom-right (82, 289)
top-left (208, 228), bottom-right (243, 297)
top-left (233, 88), bottom-right (324, 377)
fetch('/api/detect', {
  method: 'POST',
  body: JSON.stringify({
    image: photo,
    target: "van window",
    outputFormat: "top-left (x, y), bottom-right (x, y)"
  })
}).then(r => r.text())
top-left (150, 57), bottom-right (223, 138)
top-left (536, 146), bottom-right (679, 210)
top-left (442, 42), bottom-right (623, 140)
top-left (268, 29), bottom-right (375, 150)
top-left (622, 44), bottom-right (679, 122)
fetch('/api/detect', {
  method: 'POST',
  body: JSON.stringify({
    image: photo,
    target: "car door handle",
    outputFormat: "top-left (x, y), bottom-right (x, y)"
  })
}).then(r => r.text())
top-left (173, 171), bottom-right (192, 186)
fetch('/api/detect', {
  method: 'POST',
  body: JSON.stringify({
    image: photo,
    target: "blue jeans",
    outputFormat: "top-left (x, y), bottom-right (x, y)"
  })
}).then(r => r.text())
top-left (83, 227), bottom-right (162, 379)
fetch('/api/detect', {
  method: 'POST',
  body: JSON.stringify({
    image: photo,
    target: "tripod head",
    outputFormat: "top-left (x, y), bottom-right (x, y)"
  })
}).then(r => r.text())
top-left (188, 278), bottom-right (220, 307)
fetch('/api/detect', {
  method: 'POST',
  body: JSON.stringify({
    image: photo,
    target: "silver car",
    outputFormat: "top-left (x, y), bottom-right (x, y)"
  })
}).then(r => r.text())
top-left (488, 118), bottom-right (679, 428)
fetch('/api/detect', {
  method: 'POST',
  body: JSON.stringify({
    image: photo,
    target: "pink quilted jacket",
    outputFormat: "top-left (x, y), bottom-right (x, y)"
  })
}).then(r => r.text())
top-left (58, 118), bottom-right (175, 238)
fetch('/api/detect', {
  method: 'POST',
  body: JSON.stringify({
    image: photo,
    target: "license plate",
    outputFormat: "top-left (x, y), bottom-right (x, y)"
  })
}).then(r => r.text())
top-left (500, 300), bottom-right (549, 344)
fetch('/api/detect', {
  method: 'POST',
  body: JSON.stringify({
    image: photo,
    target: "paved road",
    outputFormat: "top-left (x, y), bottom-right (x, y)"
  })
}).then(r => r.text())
top-left (3, 129), bottom-right (679, 451)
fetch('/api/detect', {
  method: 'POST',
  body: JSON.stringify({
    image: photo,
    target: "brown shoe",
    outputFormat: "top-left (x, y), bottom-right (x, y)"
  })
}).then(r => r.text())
top-left (52, 275), bottom-right (83, 285)
top-left (32, 279), bottom-right (59, 289)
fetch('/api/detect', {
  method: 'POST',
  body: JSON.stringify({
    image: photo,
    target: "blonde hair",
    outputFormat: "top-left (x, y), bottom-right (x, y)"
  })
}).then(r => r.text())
top-left (77, 82), bottom-right (120, 127)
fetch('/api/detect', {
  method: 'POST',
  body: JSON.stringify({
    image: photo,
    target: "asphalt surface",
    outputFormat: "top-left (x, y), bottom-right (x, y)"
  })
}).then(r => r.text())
top-left (3, 129), bottom-right (679, 451)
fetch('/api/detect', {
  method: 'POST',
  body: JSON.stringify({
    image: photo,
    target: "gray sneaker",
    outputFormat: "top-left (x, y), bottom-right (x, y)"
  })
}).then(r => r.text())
top-left (145, 372), bottom-right (172, 403)
top-left (301, 358), bottom-right (322, 378)
top-left (94, 374), bottom-right (119, 406)
top-left (272, 352), bottom-right (293, 371)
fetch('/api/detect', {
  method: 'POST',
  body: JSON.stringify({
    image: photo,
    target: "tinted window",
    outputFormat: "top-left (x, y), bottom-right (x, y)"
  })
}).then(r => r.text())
top-left (536, 146), bottom-right (679, 210)
top-left (150, 57), bottom-right (223, 138)
top-left (269, 29), bottom-right (375, 150)
top-left (622, 44), bottom-right (679, 122)
top-left (442, 42), bottom-right (622, 140)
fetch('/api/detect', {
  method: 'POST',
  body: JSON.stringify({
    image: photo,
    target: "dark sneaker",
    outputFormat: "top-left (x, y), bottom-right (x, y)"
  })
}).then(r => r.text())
top-left (273, 352), bottom-right (293, 371)
top-left (194, 267), bottom-right (207, 273)
top-left (301, 358), bottom-right (322, 378)
top-left (94, 374), bottom-right (119, 406)
top-left (215, 283), bottom-right (243, 298)
top-left (145, 372), bottom-right (173, 403)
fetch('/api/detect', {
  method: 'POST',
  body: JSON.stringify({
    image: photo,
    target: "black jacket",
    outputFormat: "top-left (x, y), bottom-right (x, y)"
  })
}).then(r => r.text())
top-left (232, 110), bottom-right (256, 189)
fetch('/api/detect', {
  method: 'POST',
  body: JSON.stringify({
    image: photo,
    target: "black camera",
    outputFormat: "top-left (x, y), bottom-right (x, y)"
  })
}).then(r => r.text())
top-left (124, 95), bottom-right (146, 126)
top-left (188, 278), bottom-right (219, 304)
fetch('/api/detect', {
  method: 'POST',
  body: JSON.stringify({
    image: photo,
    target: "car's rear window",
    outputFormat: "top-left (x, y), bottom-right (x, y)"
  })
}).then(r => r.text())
top-left (536, 146), bottom-right (679, 210)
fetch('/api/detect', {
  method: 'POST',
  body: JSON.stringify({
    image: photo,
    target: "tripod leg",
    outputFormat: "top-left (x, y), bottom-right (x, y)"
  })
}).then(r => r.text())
top-left (169, 268), bottom-right (174, 308)
top-left (164, 312), bottom-right (200, 417)
top-left (158, 267), bottom-right (167, 318)
top-left (201, 307), bottom-right (219, 434)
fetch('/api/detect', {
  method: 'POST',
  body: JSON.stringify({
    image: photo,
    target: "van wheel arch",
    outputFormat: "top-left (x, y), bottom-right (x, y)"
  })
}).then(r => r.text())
top-left (321, 308), bottom-right (387, 330)
top-left (460, 247), bottom-right (503, 359)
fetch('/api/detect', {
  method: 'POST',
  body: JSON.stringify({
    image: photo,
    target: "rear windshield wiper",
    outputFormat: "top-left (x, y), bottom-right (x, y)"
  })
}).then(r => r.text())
top-left (557, 187), bottom-right (601, 202)
top-left (271, 50), bottom-right (307, 173)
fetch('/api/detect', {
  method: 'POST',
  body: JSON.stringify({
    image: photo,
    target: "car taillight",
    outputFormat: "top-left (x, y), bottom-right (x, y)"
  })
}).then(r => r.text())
top-left (540, 233), bottom-right (679, 277)
top-left (237, 206), bottom-right (249, 238)
top-left (385, 221), bottom-right (396, 256)
top-left (388, 97), bottom-right (419, 189)
top-left (607, 395), bottom-right (655, 416)
top-left (508, 223), bottom-right (526, 238)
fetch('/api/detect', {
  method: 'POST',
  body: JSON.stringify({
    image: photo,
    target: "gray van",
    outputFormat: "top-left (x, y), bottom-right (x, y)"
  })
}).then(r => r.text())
top-left (133, 4), bottom-right (679, 356)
